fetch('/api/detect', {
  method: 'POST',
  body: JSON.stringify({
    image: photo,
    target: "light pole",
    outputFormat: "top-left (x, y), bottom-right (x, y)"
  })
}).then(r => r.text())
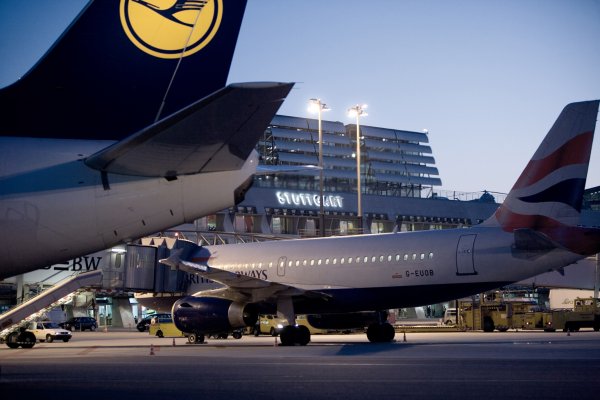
top-left (308, 98), bottom-right (329, 237)
top-left (348, 104), bottom-right (367, 233)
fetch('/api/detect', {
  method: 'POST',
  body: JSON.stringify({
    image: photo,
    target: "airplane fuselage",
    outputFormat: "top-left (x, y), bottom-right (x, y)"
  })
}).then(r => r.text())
top-left (201, 227), bottom-right (582, 313)
top-left (0, 137), bottom-right (258, 278)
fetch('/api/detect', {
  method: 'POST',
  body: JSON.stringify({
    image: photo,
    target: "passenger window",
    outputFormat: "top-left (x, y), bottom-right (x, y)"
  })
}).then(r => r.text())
top-left (404, 254), bottom-right (408, 261)
top-left (371, 256), bottom-right (376, 263)
top-left (379, 255), bottom-right (384, 262)
top-left (303, 260), bottom-right (307, 266)
top-left (310, 259), bottom-right (315, 266)
top-left (332, 258), bottom-right (337, 265)
top-left (295, 260), bottom-right (300, 267)
top-left (420, 254), bottom-right (425, 260)
top-left (325, 258), bottom-right (330, 265)
top-left (395, 254), bottom-right (400, 261)
top-left (387, 255), bottom-right (392, 262)
top-left (318, 259), bottom-right (322, 265)
top-left (288, 261), bottom-right (292, 267)
top-left (412, 254), bottom-right (417, 260)
top-left (341, 258), bottom-right (345, 264)
top-left (364, 256), bottom-right (369, 263)
top-left (348, 257), bottom-right (352, 264)
top-left (429, 252), bottom-right (434, 259)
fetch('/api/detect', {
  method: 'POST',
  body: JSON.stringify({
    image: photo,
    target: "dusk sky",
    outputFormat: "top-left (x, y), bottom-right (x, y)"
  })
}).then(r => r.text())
top-left (1, 0), bottom-right (599, 195)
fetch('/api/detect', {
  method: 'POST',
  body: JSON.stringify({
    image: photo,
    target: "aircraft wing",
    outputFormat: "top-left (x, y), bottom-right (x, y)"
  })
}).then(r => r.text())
top-left (160, 251), bottom-right (329, 304)
top-left (85, 82), bottom-right (293, 178)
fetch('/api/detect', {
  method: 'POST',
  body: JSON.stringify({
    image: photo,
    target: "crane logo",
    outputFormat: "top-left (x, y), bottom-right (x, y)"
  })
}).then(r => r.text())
top-left (120, 0), bottom-right (222, 59)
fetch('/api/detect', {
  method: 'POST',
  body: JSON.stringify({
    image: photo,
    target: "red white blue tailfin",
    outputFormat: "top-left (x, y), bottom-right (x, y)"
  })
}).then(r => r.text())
top-left (483, 100), bottom-right (600, 255)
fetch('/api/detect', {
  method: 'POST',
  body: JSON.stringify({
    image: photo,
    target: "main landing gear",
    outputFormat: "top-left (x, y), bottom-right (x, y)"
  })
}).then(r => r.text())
top-left (279, 325), bottom-right (311, 346)
top-left (366, 322), bottom-right (395, 343)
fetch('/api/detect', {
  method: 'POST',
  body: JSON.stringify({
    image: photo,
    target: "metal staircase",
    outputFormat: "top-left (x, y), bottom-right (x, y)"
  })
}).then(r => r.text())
top-left (0, 270), bottom-right (102, 343)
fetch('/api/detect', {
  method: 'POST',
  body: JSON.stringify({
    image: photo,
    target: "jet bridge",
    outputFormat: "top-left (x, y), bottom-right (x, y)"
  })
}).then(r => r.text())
top-left (0, 270), bottom-right (102, 345)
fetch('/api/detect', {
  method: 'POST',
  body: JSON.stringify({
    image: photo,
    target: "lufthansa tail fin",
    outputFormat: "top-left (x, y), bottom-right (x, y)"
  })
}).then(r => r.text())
top-left (483, 100), bottom-right (600, 255)
top-left (0, 0), bottom-right (247, 140)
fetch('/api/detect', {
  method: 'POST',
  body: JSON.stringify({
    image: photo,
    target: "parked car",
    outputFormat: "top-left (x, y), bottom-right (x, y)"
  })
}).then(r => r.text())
top-left (60, 317), bottom-right (97, 331)
top-left (27, 321), bottom-right (72, 343)
top-left (137, 313), bottom-right (171, 332)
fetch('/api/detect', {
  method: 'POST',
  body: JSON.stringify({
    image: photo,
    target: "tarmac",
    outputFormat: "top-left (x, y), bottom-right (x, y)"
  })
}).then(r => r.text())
top-left (1, 329), bottom-right (599, 399)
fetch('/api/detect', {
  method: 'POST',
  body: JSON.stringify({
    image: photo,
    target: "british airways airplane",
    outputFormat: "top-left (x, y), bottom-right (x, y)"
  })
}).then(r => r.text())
top-left (162, 100), bottom-right (600, 345)
top-left (0, 1), bottom-right (292, 279)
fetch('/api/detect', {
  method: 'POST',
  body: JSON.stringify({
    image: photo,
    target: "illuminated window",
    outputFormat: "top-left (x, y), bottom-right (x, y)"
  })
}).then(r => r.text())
top-left (404, 254), bottom-right (408, 261)
top-left (348, 257), bottom-right (352, 264)
top-left (364, 256), bottom-right (369, 263)
top-left (318, 259), bottom-right (322, 265)
top-left (288, 260), bottom-right (292, 267)
top-left (387, 255), bottom-right (392, 262)
top-left (420, 254), bottom-right (425, 260)
top-left (371, 256), bottom-right (376, 263)
top-left (412, 254), bottom-right (417, 260)
top-left (295, 260), bottom-right (300, 267)
top-left (341, 258), bottom-right (345, 264)
top-left (325, 258), bottom-right (330, 265)
top-left (429, 252), bottom-right (434, 259)
top-left (269, 262), bottom-right (273, 268)
top-left (395, 254), bottom-right (400, 261)
top-left (310, 259), bottom-right (315, 266)
top-left (379, 256), bottom-right (384, 262)
top-left (303, 260), bottom-right (307, 266)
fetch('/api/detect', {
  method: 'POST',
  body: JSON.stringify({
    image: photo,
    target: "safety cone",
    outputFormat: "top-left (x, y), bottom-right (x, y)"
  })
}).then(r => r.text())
top-left (403, 331), bottom-right (407, 342)
top-left (172, 338), bottom-right (176, 346)
top-left (150, 344), bottom-right (155, 355)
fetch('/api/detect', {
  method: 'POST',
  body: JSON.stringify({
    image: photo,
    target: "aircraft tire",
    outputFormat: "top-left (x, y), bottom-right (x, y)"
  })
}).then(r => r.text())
top-left (367, 323), bottom-right (382, 343)
top-left (296, 325), bottom-right (311, 346)
top-left (233, 331), bottom-right (242, 339)
top-left (188, 333), bottom-right (204, 344)
top-left (381, 323), bottom-right (395, 342)
top-left (279, 325), bottom-right (296, 346)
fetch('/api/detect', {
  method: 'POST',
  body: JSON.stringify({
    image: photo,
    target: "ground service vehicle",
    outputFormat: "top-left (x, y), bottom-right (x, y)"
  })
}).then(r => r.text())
top-left (460, 300), bottom-right (540, 332)
top-left (137, 313), bottom-right (171, 332)
top-left (544, 298), bottom-right (600, 332)
top-left (60, 317), bottom-right (97, 331)
top-left (27, 321), bottom-right (72, 342)
top-left (150, 322), bottom-right (185, 338)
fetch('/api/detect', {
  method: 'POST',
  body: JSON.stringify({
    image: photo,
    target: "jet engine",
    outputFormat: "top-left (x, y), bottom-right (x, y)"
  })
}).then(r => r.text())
top-left (172, 296), bottom-right (258, 334)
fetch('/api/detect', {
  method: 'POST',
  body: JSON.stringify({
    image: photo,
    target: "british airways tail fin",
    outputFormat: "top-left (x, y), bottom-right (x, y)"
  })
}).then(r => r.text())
top-left (0, 0), bottom-right (247, 140)
top-left (483, 100), bottom-right (600, 255)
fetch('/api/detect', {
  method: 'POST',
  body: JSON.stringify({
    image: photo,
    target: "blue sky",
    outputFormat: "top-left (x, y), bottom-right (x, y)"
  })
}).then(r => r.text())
top-left (1, 0), bottom-right (599, 194)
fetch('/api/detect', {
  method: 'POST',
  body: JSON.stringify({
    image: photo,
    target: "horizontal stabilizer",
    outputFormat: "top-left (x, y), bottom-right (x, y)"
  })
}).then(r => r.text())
top-left (85, 82), bottom-right (293, 177)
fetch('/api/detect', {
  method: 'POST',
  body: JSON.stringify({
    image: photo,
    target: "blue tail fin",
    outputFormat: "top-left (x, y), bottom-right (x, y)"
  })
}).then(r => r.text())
top-left (0, 0), bottom-right (247, 140)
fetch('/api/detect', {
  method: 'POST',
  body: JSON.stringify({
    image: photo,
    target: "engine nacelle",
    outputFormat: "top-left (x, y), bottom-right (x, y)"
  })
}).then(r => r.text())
top-left (172, 296), bottom-right (258, 334)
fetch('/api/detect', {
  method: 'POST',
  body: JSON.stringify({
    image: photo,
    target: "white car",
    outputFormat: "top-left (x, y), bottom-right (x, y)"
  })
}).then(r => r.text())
top-left (27, 321), bottom-right (72, 343)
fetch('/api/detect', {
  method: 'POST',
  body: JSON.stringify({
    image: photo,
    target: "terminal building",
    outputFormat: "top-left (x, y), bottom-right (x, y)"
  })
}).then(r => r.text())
top-left (1, 115), bottom-right (599, 328)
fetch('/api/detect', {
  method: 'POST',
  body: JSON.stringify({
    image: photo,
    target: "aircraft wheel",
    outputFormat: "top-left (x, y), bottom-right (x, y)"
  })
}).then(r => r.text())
top-left (187, 333), bottom-right (204, 344)
top-left (279, 325), bottom-right (296, 346)
top-left (367, 323), bottom-right (382, 343)
top-left (381, 323), bottom-right (395, 342)
top-left (296, 325), bottom-right (311, 346)
top-left (232, 331), bottom-right (242, 339)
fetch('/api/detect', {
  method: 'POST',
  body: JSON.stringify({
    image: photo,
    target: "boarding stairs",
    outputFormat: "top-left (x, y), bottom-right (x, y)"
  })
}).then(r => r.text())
top-left (0, 270), bottom-right (102, 342)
